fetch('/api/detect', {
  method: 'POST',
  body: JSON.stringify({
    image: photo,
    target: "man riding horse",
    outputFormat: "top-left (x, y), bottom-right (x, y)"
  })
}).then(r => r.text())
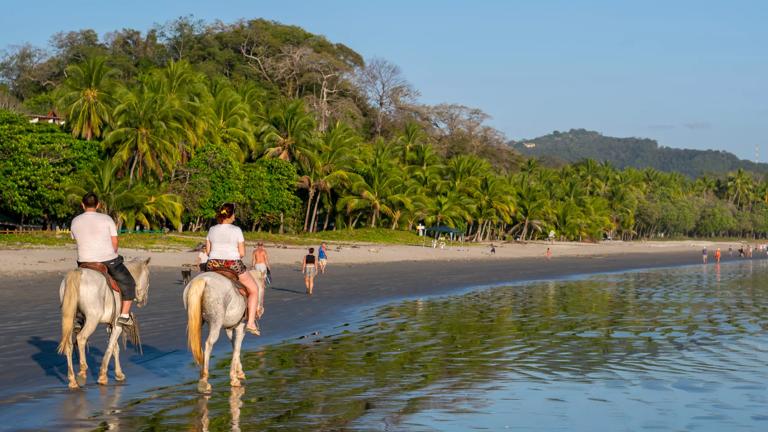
top-left (70, 192), bottom-right (136, 327)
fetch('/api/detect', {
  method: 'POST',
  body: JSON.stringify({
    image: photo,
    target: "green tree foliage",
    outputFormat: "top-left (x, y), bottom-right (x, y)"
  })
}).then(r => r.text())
top-left (4, 17), bottom-right (768, 241)
top-left (0, 111), bottom-right (99, 224)
top-left (514, 128), bottom-right (768, 178)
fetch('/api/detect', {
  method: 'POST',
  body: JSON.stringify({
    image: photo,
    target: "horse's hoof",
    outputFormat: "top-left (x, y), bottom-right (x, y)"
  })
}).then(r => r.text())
top-left (76, 374), bottom-right (87, 387)
top-left (237, 371), bottom-right (246, 380)
top-left (68, 381), bottom-right (80, 390)
top-left (115, 373), bottom-right (126, 382)
top-left (97, 376), bottom-right (108, 385)
top-left (198, 381), bottom-right (212, 394)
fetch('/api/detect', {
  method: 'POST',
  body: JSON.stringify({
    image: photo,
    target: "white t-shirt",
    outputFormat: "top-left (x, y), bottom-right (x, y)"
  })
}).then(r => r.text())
top-left (207, 224), bottom-right (245, 260)
top-left (70, 212), bottom-right (118, 262)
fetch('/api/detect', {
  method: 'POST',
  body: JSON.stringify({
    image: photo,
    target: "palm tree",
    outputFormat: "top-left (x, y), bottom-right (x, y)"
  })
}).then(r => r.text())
top-left (104, 83), bottom-right (185, 183)
top-left (425, 191), bottom-right (472, 228)
top-left (727, 168), bottom-right (755, 209)
top-left (204, 82), bottom-right (256, 160)
top-left (396, 122), bottom-right (426, 165)
top-left (299, 122), bottom-right (360, 232)
top-left (67, 159), bottom-right (183, 230)
top-left (260, 100), bottom-right (316, 163)
top-left (58, 57), bottom-right (117, 140)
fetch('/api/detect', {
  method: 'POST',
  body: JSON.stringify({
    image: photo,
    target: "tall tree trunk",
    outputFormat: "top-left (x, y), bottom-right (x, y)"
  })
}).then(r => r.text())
top-left (310, 192), bottom-right (322, 233)
top-left (128, 154), bottom-right (139, 188)
top-left (303, 189), bottom-right (315, 232)
top-left (323, 207), bottom-right (331, 231)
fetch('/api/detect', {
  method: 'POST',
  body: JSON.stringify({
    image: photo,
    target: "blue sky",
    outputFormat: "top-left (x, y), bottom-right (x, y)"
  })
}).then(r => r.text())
top-left (1, 0), bottom-right (766, 160)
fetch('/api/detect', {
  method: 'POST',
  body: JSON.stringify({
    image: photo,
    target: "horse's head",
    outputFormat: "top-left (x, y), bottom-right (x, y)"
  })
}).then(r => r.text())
top-left (132, 257), bottom-right (151, 308)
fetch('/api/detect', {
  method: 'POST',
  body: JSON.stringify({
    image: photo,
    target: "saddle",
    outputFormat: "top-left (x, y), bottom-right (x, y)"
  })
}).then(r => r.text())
top-left (79, 262), bottom-right (120, 293)
top-left (209, 268), bottom-right (248, 297)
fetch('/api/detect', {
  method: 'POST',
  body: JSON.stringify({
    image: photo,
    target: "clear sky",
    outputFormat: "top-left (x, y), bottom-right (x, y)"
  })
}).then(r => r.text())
top-left (1, 0), bottom-right (766, 160)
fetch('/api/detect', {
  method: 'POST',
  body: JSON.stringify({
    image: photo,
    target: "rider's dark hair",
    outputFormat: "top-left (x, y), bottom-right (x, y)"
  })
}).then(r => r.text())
top-left (216, 203), bottom-right (236, 224)
top-left (82, 192), bottom-right (99, 208)
top-left (308, 247), bottom-right (315, 254)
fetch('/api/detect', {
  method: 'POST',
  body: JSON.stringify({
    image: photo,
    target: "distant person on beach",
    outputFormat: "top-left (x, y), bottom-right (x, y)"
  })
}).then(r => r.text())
top-left (250, 241), bottom-right (270, 284)
top-left (546, 247), bottom-right (552, 260)
top-left (318, 242), bottom-right (328, 274)
top-left (195, 245), bottom-right (208, 272)
top-left (728, 246), bottom-right (733, 257)
top-left (206, 203), bottom-right (261, 335)
top-left (302, 247), bottom-right (317, 295)
top-left (715, 248), bottom-right (721, 263)
top-left (70, 192), bottom-right (136, 327)
top-left (490, 244), bottom-right (496, 254)
top-left (702, 247), bottom-right (708, 264)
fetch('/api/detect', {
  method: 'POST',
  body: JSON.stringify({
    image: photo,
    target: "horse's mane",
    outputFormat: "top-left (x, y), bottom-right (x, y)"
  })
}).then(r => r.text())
top-left (124, 258), bottom-right (147, 274)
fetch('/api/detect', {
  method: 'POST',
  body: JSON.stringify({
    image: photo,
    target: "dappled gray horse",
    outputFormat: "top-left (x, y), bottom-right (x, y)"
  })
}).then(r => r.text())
top-left (57, 258), bottom-right (151, 389)
top-left (184, 271), bottom-right (262, 393)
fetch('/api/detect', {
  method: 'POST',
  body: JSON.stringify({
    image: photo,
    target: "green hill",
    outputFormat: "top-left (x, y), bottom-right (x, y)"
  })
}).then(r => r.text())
top-left (511, 129), bottom-right (768, 178)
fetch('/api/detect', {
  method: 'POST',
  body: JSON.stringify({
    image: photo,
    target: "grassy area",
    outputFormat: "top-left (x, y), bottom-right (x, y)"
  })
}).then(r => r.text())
top-left (176, 227), bottom-right (427, 246)
top-left (0, 228), bottom-right (427, 250)
top-left (0, 231), bottom-right (200, 250)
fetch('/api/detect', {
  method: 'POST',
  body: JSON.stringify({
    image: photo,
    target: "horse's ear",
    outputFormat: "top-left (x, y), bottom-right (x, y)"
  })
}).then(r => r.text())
top-left (144, 257), bottom-right (151, 265)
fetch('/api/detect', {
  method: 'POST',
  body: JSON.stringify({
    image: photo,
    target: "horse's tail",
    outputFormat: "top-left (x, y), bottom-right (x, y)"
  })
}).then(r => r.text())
top-left (186, 278), bottom-right (206, 366)
top-left (58, 269), bottom-right (81, 354)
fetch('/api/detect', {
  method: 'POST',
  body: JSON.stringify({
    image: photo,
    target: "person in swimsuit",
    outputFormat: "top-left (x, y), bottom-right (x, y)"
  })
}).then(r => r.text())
top-left (318, 242), bottom-right (328, 274)
top-left (250, 241), bottom-right (270, 310)
top-left (702, 247), bottom-right (708, 264)
top-left (714, 248), bottom-right (721, 263)
top-left (302, 247), bottom-right (317, 295)
top-left (205, 203), bottom-right (261, 335)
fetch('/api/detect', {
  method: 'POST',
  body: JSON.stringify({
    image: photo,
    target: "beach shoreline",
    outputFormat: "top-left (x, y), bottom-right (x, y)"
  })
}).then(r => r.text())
top-left (0, 239), bottom-right (751, 277)
top-left (0, 248), bottom-right (759, 430)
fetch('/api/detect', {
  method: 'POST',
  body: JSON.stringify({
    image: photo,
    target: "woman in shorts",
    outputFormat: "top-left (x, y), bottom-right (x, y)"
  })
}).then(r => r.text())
top-left (302, 247), bottom-right (317, 295)
top-left (206, 203), bottom-right (261, 335)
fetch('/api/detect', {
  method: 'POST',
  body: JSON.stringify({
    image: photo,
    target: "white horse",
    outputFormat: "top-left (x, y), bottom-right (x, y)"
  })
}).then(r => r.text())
top-left (184, 270), bottom-right (262, 393)
top-left (57, 258), bottom-right (151, 389)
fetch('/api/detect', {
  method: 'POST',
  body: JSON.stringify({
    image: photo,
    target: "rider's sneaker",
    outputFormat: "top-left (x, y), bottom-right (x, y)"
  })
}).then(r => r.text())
top-left (117, 315), bottom-right (134, 327)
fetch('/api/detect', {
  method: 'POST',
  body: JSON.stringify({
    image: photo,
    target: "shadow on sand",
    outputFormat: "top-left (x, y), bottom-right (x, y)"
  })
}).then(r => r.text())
top-left (27, 336), bottom-right (104, 383)
top-left (269, 286), bottom-right (305, 295)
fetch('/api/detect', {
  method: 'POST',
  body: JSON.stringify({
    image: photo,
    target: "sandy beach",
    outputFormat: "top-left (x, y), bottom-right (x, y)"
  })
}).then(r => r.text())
top-left (0, 239), bottom-right (748, 277)
top-left (0, 240), bottom-right (758, 430)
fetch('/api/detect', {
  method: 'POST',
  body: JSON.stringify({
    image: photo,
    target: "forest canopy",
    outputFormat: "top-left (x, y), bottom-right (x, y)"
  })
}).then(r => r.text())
top-left (1, 17), bottom-right (767, 241)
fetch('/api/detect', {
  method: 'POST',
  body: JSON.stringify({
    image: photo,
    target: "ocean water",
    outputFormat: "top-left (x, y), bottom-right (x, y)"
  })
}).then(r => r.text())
top-left (104, 261), bottom-right (768, 431)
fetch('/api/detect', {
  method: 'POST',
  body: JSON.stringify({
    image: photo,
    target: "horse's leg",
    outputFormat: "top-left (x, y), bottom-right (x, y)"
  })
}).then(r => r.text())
top-left (65, 339), bottom-right (78, 389)
top-left (75, 319), bottom-right (98, 386)
top-left (198, 321), bottom-right (221, 394)
top-left (98, 326), bottom-right (123, 385)
top-left (113, 340), bottom-right (125, 382)
top-left (227, 324), bottom-right (245, 386)
top-left (233, 323), bottom-right (246, 382)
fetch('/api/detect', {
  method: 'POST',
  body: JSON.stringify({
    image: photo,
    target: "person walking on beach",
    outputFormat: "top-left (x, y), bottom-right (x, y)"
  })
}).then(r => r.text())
top-left (195, 245), bottom-right (208, 272)
top-left (318, 242), bottom-right (328, 274)
top-left (546, 247), bottom-right (552, 260)
top-left (302, 247), bottom-right (317, 295)
top-left (70, 193), bottom-right (136, 327)
top-left (715, 248), bottom-right (721, 263)
top-left (250, 241), bottom-right (271, 287)
top-left (702, 247), bottom-right (708, 264)
top-left (205, 203), bottom-right (261, 335)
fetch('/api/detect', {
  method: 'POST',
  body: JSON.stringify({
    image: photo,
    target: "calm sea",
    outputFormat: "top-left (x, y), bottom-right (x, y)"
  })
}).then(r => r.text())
top-left (103, 261), bottom-right (768, 431)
